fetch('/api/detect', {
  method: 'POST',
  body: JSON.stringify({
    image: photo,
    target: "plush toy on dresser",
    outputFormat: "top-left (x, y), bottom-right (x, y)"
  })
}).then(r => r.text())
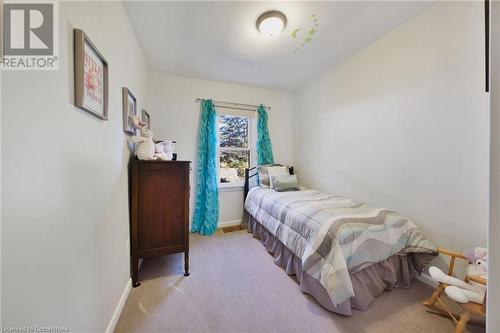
top-left (154, 142), bottom-right (169, 160)
top-left (130, 116), bottom-right (177, 161)
top-left (161, 140), bottom-right (175, 160)
top-left (151, 140), bottom-right (175, 161)
top-left (130, 116), bottom-right (156, 160)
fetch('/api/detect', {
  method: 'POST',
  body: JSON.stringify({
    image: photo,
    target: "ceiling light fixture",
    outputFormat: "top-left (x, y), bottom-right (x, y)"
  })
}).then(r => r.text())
top-left (256, 10), bottom-right (287, 38)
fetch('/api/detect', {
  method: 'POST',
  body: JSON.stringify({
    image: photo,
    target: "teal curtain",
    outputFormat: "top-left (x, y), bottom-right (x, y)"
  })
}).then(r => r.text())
top-left (191, 100), bottom-right (219, 235)
top-left (256, 105), bottom-right (274, 165)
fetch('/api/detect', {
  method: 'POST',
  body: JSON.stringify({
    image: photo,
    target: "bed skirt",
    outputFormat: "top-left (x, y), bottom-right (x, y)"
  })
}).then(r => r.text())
top-left (244, 213), bottom-right (417, 316)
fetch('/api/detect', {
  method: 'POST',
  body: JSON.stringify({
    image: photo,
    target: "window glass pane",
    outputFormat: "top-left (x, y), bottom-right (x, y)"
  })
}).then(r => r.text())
top-left (219, 115), bottom-right (248, 148)
top-left (220, 150), bottom-right (249, 184)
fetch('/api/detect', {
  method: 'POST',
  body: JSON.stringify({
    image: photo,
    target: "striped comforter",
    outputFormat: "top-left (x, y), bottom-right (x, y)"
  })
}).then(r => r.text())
top-left (244, 187), bottom-right (436, 306)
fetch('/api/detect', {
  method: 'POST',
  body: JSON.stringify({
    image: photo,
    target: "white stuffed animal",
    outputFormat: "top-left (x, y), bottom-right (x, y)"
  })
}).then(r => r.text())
top-left (429, 247), bottom-right (487, 304)
top-left (163, 140), bottom-right (175, 160)
top-left (154, 140), bottom-right (175, 161)
top-left (130, 116), bottom-right (156, 160)
top-left (154, 142), bottom-right (169, 161)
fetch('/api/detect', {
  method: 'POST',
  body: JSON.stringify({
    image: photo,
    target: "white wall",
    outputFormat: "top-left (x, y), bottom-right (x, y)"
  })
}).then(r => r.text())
top-left (0, 64), bottom-right (2, 327)
top-left (292, 1), bottom-right (489, 254)
top-left (489, 1), bottom-right (500, 331)
top-left (148, 72), bottom-right (293, 225)
top-left (1, 2), bottom-right (149, 331)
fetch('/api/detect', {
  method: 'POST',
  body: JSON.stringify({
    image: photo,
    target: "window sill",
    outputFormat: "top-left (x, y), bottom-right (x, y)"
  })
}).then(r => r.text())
top-left (219, 184), bottom-right (244, 192)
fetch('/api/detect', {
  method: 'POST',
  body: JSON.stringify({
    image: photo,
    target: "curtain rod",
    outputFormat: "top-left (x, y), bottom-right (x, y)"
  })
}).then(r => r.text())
top-left (195, 98), bottom-right (271, 111)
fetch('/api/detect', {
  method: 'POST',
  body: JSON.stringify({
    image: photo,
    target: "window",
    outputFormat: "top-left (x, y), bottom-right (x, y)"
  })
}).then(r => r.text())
top-left (218, 114), bottom-right (254, 186)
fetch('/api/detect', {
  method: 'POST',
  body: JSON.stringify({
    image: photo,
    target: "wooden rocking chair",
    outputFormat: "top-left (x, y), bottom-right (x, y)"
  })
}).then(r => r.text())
top-left (423, 248), bottom-right (487, 333)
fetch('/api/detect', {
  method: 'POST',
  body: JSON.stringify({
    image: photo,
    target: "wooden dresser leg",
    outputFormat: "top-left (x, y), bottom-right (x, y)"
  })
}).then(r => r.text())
top-left (132, 256), bottom-right (141, 287)
top-left (184, 251), bottom-right (190, 276)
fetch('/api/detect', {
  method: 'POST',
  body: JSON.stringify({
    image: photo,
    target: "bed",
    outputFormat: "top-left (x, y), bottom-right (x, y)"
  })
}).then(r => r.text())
top-left (243, 166), bottom-right (437, 315)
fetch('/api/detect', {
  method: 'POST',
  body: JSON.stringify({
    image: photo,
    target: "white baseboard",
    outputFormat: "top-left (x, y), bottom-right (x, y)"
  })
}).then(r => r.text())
top-left (416, 273), bottom-right (439, 288)
top-left (105, 278), bottom-right (131, 333)
top-left (218, 219), bottom-right (242, 228)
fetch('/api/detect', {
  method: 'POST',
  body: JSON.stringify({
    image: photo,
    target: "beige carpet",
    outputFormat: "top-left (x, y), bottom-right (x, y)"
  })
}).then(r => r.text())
top-left (115, 230), bottom-right (484, 333)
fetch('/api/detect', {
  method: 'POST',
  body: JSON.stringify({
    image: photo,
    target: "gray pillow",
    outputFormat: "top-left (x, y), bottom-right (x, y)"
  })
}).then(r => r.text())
top-left (257, 163), bottom-right (283, 187)
top-left (272, 175), bottom-right (299, 192)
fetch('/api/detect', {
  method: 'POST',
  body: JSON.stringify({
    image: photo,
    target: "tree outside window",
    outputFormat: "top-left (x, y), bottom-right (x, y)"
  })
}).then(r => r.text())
top-left (219, 115), bottom-right (250, 184)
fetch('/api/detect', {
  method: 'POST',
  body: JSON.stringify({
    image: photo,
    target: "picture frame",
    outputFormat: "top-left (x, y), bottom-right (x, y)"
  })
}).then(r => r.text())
top-left (122, 87), bottom-right (137, 135)
top-left (0, 1), bottom-right (3, 64)
top-left (141, 109), bottom-right (151, 130)
top-left (74, 29), bottom-right (109, 120)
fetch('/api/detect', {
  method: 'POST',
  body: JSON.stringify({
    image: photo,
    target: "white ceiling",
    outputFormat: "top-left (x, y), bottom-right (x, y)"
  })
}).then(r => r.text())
top-left (123, 1), bottom-right (434, 91)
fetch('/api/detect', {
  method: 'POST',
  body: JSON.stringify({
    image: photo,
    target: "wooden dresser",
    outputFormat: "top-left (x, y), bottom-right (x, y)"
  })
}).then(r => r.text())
top-left (130, 159), bottom-right (191, 287)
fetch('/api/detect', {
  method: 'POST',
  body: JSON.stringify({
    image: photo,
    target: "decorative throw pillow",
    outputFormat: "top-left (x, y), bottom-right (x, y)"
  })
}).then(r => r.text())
top-left (257, 163), bottom-right (282, 187)
top-left (272, 175), bottom-right (299, 192)
top-left (267, 166), bottom-right (289, 189)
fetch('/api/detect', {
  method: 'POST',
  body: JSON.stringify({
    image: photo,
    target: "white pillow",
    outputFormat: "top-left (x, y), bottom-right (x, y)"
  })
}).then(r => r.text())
top-left (267, 166), bottom-right (289, 189)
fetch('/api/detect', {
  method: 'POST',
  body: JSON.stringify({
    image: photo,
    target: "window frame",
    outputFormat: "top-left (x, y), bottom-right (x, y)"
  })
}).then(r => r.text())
top-left (216, 111), bottom-right (256, 190)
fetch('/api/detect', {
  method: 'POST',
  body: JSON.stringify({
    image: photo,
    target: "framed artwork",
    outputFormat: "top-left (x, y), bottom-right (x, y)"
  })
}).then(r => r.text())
top-left (74, 29), bottom-right (108, 120)
top-left (141, 110), bottom-right (151, 129)
top-left (0, 1), bottom-right (3, 63)
top-left (122, 87), bottom-right (137, 135)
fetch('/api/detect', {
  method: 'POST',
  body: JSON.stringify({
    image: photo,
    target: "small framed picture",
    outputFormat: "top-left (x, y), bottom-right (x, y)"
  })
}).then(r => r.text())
top-left (74, 29), bottom-right (108, 120)
top-left (122, 87), bottom-right (137, 135)
top-left (141, 110), bottom-right (151, 130)
top-left (0, 1), bottom-right (3, 63)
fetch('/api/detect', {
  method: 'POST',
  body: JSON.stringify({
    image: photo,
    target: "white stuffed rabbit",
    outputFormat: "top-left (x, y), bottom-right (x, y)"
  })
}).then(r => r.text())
top-left (130, 116), bottom-right (156, 160)
top-left (429, 247), bottom-right (487, 304)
